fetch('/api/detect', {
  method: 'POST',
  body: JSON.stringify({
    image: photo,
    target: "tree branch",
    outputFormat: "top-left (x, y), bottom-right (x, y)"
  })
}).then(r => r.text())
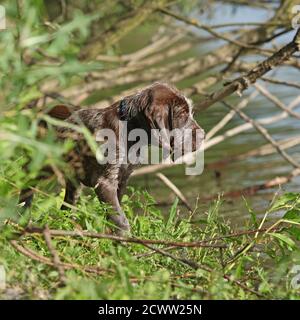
top-left (197, 29), bottom-right (300, 111)
top-left (23, 226), bottom-right (226, 249)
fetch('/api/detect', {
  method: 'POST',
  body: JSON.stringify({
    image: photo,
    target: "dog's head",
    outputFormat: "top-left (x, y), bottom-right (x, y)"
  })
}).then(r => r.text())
top-left (120, 82), bottom-right (205, 159)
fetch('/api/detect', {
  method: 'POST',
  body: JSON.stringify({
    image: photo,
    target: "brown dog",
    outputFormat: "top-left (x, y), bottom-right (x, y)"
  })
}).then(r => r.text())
top-left (19, 83), bottom-right (205, 234)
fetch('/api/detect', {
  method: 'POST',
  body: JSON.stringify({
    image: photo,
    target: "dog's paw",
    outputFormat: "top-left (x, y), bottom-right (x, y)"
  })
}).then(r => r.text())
top-left (115, 222), bottom-right (131, 237)
top-left (109, 214), bottom-right (131, 237)
top-left (116, 228), bottom-right (131, 238)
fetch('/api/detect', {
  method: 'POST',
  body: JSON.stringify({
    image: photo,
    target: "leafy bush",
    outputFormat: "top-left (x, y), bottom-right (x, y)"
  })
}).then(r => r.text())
top-left (1, 188), bottom-right (300, 299)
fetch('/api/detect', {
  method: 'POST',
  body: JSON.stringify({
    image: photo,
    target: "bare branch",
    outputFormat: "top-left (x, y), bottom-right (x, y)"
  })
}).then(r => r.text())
top-left (261, 76), bottom-right (300, 90)
top-left (223, 101), bottom-right (300, 169)
top-left (10, 240), bottom-right (110, 275)
top-left (43, 225), bottom-right (66, 286)
top-left (254, 83), bottom-right (300, 120)
top-left (197, 29), bottom-right (300, 111)
top-left (158, 8), bottom-right (275, 51)
top-left (23, 226), bottom-right (226, 249)
top-left (156, 172), bottom-right (193, 211)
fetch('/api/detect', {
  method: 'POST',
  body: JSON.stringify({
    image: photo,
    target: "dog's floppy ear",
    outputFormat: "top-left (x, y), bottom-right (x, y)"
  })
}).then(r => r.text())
top-left (48, 104), bottom-right (72, 120)
top-left (143, 96), bottom-right (173, 132)
top-left (143, 99), bottom-right (174, 153)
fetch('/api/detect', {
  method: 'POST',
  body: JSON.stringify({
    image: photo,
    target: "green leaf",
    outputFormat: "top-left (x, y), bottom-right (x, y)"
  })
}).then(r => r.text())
top-left (270, 193), bottom-right (300, 211)
top-left (243, 196), bottom-right (258, 228)
top-left (283, 209), bottom-right (300, 223)
top-left (166, 197), bottom-right (178, 228)
top-left (269, 232), bottom-right (296, 248)
top-left (286, 226), bottom-right (300, 241)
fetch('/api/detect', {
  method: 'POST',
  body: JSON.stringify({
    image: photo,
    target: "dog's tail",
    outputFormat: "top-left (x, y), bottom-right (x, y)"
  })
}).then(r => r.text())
top-left (47, 104), bottom-right (73, 120)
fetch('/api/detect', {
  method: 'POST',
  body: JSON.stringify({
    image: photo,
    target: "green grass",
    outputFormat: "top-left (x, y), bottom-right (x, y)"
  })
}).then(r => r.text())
top-left (1, 0), bottom-right (300, 300)
top-left (1, 185), bottom-right (300, 300)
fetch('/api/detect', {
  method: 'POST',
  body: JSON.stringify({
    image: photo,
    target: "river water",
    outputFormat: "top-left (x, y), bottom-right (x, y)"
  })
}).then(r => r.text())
top-left (128, 4), bottom-right (300, 225)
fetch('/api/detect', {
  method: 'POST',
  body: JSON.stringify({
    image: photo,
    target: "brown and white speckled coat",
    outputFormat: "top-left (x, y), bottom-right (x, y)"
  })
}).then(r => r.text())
top-left (20, 82), bottom-right (204, 234)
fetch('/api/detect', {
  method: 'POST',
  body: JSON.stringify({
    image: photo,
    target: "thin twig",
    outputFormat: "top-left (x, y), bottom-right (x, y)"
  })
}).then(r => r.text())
top-left (206, 90), bottom-right (258, 140)
top-left (156, 172), bottom-right (193, 211)
top-left (23, 226), bottom-right (226, 248)
top-left (43, 225), bottom-right (66, 286)
top-left (134, 245), bottom-right (178, 258)
top-left (261, 76), bottom-right (300, 90)
top-left (254, 83), bottom-right (300, 120)
top-left (206, 136), bottom-right (300, 166)
top-left (198, 226), bottom-right (283, 243)
top-left (223, 101), bottom-right (300, 169)
top-left (197, 29), bottom-right (300, 111)
top-left (10, 240), bottom-right (110, 275)
top-left (158, 8), bottom-right (274, 52)
top-left (202, 168), bottom-right (300, 201)
top-left (142, 240), bottom-right (264, 297)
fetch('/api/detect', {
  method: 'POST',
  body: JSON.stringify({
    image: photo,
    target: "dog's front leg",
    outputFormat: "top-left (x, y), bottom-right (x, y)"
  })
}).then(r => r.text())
top-left (117, 165), bottom-right (134, 202)
top-left (95, 176), bottom-right (131, 235)
top-left (61, 179), bottom-right (80, 210)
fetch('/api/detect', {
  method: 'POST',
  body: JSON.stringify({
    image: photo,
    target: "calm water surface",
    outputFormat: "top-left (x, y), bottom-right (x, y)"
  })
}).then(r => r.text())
top-left (129, 4), bottom-right (300, 226)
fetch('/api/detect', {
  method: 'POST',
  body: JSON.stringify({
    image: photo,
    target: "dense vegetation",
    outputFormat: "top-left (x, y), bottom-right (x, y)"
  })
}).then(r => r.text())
top-left (1, 0), bottom-right (300, 299)
top-left (1, 189), bottom-right (300, 299)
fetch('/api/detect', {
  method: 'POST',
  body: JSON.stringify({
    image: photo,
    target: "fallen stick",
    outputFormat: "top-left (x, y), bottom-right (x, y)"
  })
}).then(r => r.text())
top-left (10, 240), bottom-right (110, 275)
top-left (22, 226), bottom-right (226, 249)
top-left (202, 168), bottom-right (300, 201)
top-left (141, 234), bottom-right (264, 298)
top-left (43, 225), bottom-right (66, 286)
top-left (198, 226), bottom-right (283, 243)
top-left (155, 172), bottom-right (193, 211)
top-left (11, 234), bottom-right (261, 297)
